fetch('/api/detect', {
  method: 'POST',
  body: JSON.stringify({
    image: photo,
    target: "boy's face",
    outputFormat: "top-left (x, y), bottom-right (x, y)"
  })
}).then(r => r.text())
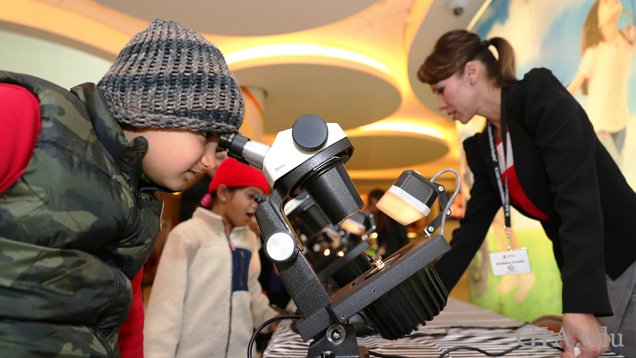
top-left (125, 128), bottom-right (220, 191)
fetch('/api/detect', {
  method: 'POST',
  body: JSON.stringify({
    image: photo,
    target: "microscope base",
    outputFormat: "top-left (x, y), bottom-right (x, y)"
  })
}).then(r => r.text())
top-left (307, 324), bottom-right (369, 358)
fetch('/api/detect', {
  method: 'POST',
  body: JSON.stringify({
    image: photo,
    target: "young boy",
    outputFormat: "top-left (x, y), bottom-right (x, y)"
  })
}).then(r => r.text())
top-left (0, 19), bottom-right (244, 358)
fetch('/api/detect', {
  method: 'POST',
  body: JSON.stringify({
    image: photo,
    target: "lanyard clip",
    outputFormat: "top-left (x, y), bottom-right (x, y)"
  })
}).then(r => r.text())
top-left (503, 225), bottom-right (512, 251)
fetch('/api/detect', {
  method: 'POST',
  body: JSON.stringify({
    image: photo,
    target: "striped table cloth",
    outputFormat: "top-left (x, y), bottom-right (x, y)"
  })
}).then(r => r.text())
top-left (263, 297), bottom-right (623, 358)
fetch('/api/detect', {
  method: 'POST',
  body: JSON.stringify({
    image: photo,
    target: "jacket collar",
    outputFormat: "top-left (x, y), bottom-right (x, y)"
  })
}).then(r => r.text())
top-left (71, 83), bottom-right (176, 194)
top-left (192, 207), bottom-right (250, 235)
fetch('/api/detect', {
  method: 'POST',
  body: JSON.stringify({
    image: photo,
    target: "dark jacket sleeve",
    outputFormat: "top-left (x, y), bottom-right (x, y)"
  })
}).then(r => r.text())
top-left (508, 68), bottom-right (611, 315)
top-left (434, 134), bottom-right (501, 292)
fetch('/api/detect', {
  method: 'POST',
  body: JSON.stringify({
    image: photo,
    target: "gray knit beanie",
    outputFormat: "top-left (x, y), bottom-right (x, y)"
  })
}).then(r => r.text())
top-left (97, 19), bottom-right (244, 134)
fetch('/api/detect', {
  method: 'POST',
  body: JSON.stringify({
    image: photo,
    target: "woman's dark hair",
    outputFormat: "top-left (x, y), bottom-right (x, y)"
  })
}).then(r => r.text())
top-left (417, 29), bottom-right (518, 88)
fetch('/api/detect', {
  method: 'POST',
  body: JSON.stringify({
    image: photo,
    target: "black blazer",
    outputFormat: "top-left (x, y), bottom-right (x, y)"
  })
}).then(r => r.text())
top-left (434, 68), bottom-right (636, 316)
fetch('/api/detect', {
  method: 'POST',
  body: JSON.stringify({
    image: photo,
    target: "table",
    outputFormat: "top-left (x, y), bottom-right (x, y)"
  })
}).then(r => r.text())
top-left (263, 297), bottom-right (623, 358)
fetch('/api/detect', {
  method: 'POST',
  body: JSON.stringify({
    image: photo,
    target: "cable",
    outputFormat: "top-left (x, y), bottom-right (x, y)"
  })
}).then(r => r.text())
top-left (437, 341), bottom-right (564, 358)
top-left (369, 351), bottom-right (411, 358)
top-left (438, 345), bottom-right (524, 358)
top-left (269, 304), bottom-right (294, 316)
top-left (409, 322), bottom-right (529, 338)
top-left (247, 314), bottom-right (301, 358)
top-left (446, 322), bottom-right (529, 330)
top-left (430, 168), bottom-right (461, 236)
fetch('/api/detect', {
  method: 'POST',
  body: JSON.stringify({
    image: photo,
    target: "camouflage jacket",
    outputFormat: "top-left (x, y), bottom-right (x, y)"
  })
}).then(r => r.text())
top-left (0, 71), bottom-right (167, 358)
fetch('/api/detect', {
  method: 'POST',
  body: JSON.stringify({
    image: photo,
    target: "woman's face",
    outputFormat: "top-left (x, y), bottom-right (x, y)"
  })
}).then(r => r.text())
top-left (431, 71), bottom-right (476, 125)
top-left (598, 0), bottom-right (623, 28)
top-left (225, 186), bottom-right (265, 229)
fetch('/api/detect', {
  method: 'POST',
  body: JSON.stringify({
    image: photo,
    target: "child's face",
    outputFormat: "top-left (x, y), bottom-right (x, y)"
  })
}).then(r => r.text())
top-left (225, 186), bottom-right (265, 229)
top-left (125, 128), bottom-right (220, 191)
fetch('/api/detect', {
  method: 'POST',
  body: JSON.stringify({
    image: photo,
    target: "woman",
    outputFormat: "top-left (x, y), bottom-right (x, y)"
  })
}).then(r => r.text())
top-left (417, 29), bottom-right (636, 358)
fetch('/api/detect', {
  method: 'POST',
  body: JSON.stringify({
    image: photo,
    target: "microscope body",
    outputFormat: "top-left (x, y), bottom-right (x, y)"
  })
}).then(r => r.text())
top-left (220, 115), bottom-right (451, 358)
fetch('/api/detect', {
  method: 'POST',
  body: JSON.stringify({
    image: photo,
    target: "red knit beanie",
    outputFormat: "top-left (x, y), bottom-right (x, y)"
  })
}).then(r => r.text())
top-left (209, 158), bottom-right (269, 194)
top-left (201, 158), bottom-right (269, 207)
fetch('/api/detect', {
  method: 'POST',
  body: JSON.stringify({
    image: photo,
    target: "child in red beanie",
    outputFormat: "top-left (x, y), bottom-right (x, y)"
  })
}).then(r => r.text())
top-left (144, 158), bottom-right (278, 358)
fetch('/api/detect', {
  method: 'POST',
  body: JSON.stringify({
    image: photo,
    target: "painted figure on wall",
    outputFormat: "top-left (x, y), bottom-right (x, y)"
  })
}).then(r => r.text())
top-left (568, 0), bottom-right (636, 167)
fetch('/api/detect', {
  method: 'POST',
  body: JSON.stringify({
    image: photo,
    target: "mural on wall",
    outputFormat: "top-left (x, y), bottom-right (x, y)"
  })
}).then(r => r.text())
top-left (473, 0), bottom-right (636, 184)
top-left (454, 0), bottom-right (636, 322)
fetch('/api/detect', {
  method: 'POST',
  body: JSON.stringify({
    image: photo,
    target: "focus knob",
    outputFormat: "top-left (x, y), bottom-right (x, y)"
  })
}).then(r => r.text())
top-left (292, 114), bottom-right (328, 152)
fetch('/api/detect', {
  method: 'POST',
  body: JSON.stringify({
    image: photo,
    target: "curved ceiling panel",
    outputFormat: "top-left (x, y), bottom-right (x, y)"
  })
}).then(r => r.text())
top-left (95, 0), bottom-right (379, 36)
top-left (233, 64), bottom-right (401, 133)
top-left (345, 134), bottom-right (449, 171)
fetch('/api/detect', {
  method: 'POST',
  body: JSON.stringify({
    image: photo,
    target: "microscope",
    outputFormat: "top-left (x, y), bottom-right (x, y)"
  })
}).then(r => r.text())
top-left (285, 193), bottom-right (376, 282)
top-left (219, 114), bottom-right (453, 357)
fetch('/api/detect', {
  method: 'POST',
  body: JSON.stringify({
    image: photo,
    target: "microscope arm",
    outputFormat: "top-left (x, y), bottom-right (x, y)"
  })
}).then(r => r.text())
top-left (256, 190), bottom-right (332, 322)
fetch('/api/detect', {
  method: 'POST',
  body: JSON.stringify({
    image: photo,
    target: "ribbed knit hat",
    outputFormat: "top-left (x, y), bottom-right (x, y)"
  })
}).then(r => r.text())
top-left (97, 19), bottom-right (244, 134)
top-left (209, 158), bottom-right (269, 194)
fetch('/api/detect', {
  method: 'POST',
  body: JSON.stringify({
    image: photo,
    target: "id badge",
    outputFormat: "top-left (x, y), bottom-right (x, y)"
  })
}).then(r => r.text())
top-left (490, 249), bottom-right (532, 276)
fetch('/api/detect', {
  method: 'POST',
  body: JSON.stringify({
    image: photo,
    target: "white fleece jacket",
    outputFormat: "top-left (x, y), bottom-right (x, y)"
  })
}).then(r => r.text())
top-left (144, 208), bottom-right (277, 358)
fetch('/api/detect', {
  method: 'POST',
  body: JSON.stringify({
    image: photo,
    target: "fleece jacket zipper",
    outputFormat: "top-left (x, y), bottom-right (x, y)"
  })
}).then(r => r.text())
top-left (223, 225), bottom-right (234, 358)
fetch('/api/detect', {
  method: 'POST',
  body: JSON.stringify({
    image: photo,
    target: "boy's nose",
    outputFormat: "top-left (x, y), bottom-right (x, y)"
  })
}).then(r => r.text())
top-left (201, 148), bottom-right (217, 170)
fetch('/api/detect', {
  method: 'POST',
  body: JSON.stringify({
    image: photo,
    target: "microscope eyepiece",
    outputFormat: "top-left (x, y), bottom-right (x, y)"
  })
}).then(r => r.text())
top-left (219, 132), bottom-right (269, 170)
top-left (218, 133), bottom-right (236, 150)
top-left (219, 132), bottom-right (250, 159)
top-left (254, 193), bottom-right (268, 204)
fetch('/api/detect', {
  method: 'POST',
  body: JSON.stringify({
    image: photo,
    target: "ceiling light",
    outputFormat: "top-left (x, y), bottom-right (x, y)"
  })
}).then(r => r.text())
top-left (224, 44), bottom-right (391, 76)
top-left (356, 121), bottom-right (445, 140)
